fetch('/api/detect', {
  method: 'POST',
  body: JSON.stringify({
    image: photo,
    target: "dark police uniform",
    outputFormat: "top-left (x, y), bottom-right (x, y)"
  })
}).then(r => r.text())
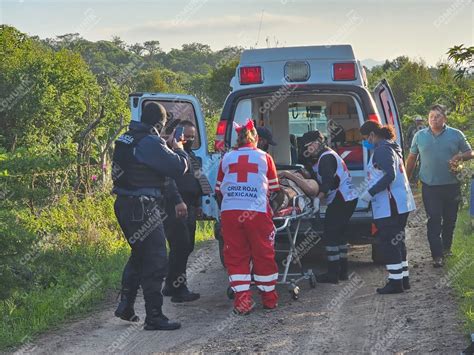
top-left (112, 120), bottom-right (188, 326)
top-left (163, 150), bottom-right (210, 299)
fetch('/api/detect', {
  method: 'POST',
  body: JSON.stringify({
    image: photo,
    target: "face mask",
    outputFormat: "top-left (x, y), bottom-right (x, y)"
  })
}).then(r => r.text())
top-left (183, 140), bottom-right (194, 151)
top-left (259, 143), bottom-right (269, 151)
top-left (362, 139), bottom-right (375, 150)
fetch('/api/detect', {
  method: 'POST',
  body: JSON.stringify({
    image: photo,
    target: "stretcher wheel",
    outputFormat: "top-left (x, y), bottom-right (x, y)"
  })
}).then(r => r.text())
top-left (289, 283), bottom-right (299, 300)
top-left (226, 286), bottom-right (235, 300)
top-left (309, 273), bottom-right (317, 288)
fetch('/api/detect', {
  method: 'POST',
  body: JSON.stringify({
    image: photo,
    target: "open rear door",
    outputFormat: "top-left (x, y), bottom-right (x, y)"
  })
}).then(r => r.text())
top-left (129, 92), bottom-right (219, 220)
top-left (373, 79), bottom-right (404, 152)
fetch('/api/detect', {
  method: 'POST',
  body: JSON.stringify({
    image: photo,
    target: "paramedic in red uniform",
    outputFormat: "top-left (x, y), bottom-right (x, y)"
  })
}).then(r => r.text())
top-left (215, 119), bottom-right (280, 314)
top-left (302, 130), bottom-right (358, 284)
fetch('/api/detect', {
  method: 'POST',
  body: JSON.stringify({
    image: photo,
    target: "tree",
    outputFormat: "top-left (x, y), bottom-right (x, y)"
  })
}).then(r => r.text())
top-left (128, 43), bottom-right (145, 56)
top-left (143, 40), bottom-right (162, 57)
top-left (111, 35), bottom-right (126, 49)
top-left (447, 44), bottom-right (474, 79)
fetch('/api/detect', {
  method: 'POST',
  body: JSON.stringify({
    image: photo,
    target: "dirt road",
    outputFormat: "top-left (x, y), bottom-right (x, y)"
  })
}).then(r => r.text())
top-left (25, 209), bottom-right (467, 354)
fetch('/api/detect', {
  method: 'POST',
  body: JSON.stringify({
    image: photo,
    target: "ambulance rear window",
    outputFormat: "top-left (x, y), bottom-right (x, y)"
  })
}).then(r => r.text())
top-left (142, 100), bottom-right (201, 149)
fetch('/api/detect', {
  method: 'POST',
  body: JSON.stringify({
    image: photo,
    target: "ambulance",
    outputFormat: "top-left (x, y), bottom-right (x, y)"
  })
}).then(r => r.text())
top-left (128, 45), bottom-right (404, 263)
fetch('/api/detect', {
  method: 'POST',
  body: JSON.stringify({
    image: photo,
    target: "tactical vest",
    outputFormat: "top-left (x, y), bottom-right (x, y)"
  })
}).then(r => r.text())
top-left (112, 130), bottom-right (165, 190)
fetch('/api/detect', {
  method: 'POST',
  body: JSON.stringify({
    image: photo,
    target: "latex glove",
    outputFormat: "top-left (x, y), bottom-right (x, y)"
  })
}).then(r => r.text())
top-left (359, 190), bottom-right (372, 203)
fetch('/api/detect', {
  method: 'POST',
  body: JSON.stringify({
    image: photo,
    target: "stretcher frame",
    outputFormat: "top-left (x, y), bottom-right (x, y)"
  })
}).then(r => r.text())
top-left (273, 194), bottom-right (318, 299)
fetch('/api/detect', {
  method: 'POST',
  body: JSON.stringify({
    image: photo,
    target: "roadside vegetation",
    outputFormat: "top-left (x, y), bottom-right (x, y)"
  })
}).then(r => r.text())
top-left (0, 25), bottom-right (472, 349)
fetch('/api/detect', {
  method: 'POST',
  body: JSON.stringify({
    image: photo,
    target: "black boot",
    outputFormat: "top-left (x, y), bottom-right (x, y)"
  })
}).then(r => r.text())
top-left (339, 258), bottom-right (349, 281)
top-left (376, 279), bottom-right (404, 294)
top-left (402, 276), bottom-right (411, 290)
top-left (171, 286), bottom-right (200, 303)
top-left (162, 283), bottom-right (174, 297)
top-left (114, 289), bottom-right (139, 322)
top-left (144, 308), bottom-right (181, 331)
top-left (316, 260), bottom-right (340, 284)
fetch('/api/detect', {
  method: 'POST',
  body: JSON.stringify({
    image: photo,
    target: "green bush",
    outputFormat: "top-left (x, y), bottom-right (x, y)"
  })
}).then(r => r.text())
top-left (447, 210), bottom-right (474, 335)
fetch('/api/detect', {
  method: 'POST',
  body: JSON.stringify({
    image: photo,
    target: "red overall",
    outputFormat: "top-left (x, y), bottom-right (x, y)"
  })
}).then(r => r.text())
top-left (216, 144), bottom-right (279, 311)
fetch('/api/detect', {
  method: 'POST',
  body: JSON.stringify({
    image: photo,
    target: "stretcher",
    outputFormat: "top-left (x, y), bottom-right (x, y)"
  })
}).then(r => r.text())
top-left (226, 194), bottom-right (319, 301)
top-left (272, 194), bottom-right (318, 299)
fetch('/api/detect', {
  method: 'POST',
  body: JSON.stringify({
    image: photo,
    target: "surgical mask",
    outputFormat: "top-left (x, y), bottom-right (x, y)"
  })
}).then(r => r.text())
top-left (183, 140), bottom-right (194, 151)
top-left (259, 143), bottom-right (269, 152)
top-left (362, 139), bottom-right (375, 150)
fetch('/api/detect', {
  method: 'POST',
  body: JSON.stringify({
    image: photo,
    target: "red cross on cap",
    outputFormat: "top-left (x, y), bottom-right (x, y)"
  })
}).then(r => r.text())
top-left (228, 155), bottom-right (259, 182)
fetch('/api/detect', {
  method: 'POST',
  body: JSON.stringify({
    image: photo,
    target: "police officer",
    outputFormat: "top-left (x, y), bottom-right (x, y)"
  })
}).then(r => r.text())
top-left (162, 120), bottom-right (210, 302)
top-left (303, 131), bottom-right (358, 284)
top-left (112, 101), bottom-right (188, 330)
top-left (359, 121), bottom-right (416, 294)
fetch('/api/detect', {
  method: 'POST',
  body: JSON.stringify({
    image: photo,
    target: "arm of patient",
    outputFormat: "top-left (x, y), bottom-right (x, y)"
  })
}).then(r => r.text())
top-left (279, 170), bottom-right (319, 197)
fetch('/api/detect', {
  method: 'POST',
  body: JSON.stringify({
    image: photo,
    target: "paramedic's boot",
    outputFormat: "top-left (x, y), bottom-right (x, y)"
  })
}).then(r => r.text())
top-left (376, 279), bottom-right (404, 294)
top-left (144, 306), bottom-right (181, 331)
top-left (114, 288), bottom-right (139, 322)
top-left (261, 290), bottom-right (278, 310)
top-left (339, 258), bottom-right (349, 281)
top-left (402, 276), bottom-right (411, 290)
top-left (233, 291), bottom-right (255, 315)
top-left (316, 260), bottom-right (339, 284)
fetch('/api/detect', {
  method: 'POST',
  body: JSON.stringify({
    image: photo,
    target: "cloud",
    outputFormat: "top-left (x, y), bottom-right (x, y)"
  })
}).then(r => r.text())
top-left (99, 13), bottom-right (309, 38)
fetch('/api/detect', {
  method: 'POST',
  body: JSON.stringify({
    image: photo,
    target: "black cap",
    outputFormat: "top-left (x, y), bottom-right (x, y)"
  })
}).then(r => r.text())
top-left (141, 102), bottom-right (167, 127)
top-left (256, 127), bottom-right (277, 145)
top-left (301, 130), bottom-right (325, 146)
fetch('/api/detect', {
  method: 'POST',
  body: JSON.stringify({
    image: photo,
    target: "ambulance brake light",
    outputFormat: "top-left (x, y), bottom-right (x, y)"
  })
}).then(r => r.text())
top-left (333, 63), bottom-right (356, 81)
top-left (239, 66), bottom-right (263, 85)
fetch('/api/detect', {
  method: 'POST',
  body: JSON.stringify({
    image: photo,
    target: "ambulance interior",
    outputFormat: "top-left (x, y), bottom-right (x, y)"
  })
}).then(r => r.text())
top-left (231, 94), bottom-right (367, 192)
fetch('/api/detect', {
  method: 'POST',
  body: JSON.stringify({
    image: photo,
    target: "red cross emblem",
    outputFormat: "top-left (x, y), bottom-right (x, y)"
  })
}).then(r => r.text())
top-left (228, 155), bottom-right (259, 182)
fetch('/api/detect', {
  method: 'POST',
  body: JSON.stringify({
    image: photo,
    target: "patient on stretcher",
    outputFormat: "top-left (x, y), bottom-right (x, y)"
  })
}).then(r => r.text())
top-left (271, 169), bottom-right (319, 215)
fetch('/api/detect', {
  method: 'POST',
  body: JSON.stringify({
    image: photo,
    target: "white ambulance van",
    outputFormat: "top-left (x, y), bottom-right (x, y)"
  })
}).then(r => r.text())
top-left (129, 45), bottom-right (403, 263)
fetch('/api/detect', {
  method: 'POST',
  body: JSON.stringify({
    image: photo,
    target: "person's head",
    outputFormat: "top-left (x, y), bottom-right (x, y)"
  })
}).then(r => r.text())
top-left (161, 118), bottom-right (182, 140)
top-left (256, 127), bottom-right (276, 152)
top-left (179, 120), bottom-right (196, 151)
top-left (415, 115), bottom-right (424, 127)
top-left (359, 120), bottom-right (396, 147)
top-left (428, 104), bottom-right (447, 131)
top-left (235, 119), bottom-right (258, 148)
top-left (141, 101), bottom-right (167, 133)
top-left (302, 130), bottom-right (326, 158)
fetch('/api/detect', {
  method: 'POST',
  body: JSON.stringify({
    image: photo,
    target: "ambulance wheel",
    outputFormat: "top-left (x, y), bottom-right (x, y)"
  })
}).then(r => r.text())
top-left (309, 273), bottom-right (317, 288)
top-left (226, 286), bottom-right (234, 300)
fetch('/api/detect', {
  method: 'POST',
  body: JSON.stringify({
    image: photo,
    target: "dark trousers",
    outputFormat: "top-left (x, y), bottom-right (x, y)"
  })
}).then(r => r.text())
top-left (114, 196), bottom-right (168, 314)
top-left (164, 203), bottom-right (197, 292)
top-left (324, 194), bottom-right (358, 246)
top-left (421, 183), bottom-right (461, 258)
top-left (324, 194), bottom-right (358, 261)
top-left (374, 212), bottom-right (409, 265)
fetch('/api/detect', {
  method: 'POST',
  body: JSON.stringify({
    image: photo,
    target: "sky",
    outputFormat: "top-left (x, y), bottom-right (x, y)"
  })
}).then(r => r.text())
top-left (0, 0), bottom-right (472, 66)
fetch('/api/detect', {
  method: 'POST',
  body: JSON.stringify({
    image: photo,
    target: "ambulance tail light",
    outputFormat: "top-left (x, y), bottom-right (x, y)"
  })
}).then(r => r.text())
top-left (333, 62), bottom-right (356, 81)
top-left (214, 120), bottom-right (228, 151)
top-left (239, 66), bottom-right (263, 85)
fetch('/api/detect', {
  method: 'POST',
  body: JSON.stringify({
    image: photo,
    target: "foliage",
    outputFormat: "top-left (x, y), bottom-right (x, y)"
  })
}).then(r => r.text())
top-left (1, 24), bottom-right (472, 349)
top-left (447, 210), bottom-right (474, 336)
